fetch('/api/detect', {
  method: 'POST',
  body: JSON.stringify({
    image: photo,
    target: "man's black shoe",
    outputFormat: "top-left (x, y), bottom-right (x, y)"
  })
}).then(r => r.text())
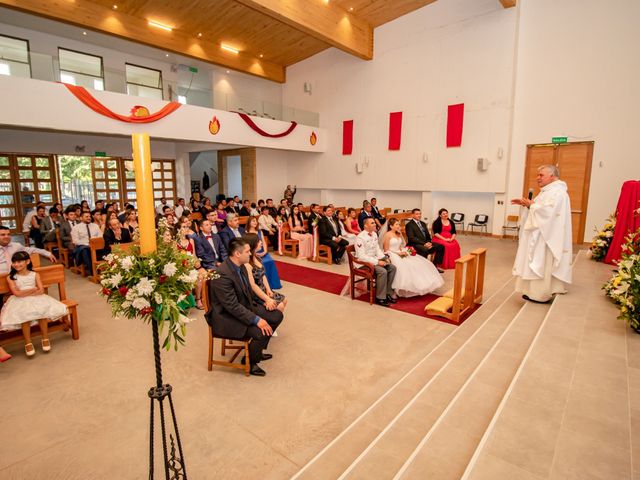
top-left (437, 268), bottom-right (445, 273)
top-left (249, 364), bottom-right (266, 376)
top-left (522, 295), bottom-right (552, 304)
top-left (386, 295), bottom-right (398, 304)
top-left (375, 298), bottom-right (390, 307)
top-left (261, 353), bottom-right (273, 361)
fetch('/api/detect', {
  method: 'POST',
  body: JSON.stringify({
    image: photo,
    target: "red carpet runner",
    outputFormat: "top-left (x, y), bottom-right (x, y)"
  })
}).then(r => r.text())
top-left (274, 261), bottom-right (472, 325)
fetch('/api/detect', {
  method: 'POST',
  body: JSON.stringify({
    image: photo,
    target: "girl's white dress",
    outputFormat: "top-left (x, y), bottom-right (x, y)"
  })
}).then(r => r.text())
top-left (0, 271), bottom-right (68, 331)
top-left (386, 236), bottom-right (445, 297)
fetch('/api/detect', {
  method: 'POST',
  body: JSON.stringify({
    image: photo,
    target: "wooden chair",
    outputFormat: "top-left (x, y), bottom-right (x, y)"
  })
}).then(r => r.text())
top-left (425, 254), bottom-right (478, 324)
top-left (470, 248), bottom-right (486, 304)
top-left (54, 230), bottom-right (70, 268)
top-left (314, 239), bottom-right (333, 265)
top-left (29, 253), bottom-right (41, 268)
top-left (0, 264), bottom-right (80, 346)
top-left (501, 215), bottom-right (520, 239)
top-left (22, 231), bottom-right (30, 246)
top-left (280, 223), bottom-right (299, 258)
top-left (468, 214), bottom-right (489, 234)
top-left (202, 279), bottom-right (251, 376)
top-left (89, 237), bottom-right (106, 283)
top-left (345, 245), bottom-right (376, 304)
top-left (44, 233), bottom-right (58, 255)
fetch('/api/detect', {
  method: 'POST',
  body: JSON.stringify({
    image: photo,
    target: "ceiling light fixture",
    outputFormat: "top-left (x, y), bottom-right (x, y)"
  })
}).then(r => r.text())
top-left (259, 54), bottom-right (264, 58)
top-left (221, 44), bottom-right (239, 54)
top-left (226, 70), bottom-right (230, 74)
top-left (165, 53), bottom-right (170, 57)
top-left (148, 20), bottom-right (173, 32)
top-left (197, 33), bottom-right (202, 37)
top-left (349, 7), bottom-right (354, 11)
top-left (112, 4), bottom-right (118, 9)
top-left (82, 31), bottom-right (87, 35)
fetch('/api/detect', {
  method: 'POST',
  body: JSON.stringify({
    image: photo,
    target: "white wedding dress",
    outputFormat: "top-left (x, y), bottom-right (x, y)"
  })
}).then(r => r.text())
top-left (386, 236), bottom-right (444, 297)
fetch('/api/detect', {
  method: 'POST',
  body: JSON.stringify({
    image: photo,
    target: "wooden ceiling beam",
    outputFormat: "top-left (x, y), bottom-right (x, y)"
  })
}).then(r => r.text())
top-left (0, 0), bottom-right (286, 82)
top-left (234, 0), bottom-right (373, 60)
top-left (499, 0), bottom-right (516, 8)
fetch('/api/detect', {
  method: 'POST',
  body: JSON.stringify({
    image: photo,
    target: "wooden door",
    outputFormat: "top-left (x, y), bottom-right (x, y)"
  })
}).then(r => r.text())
top-left (523, 142), bottom-right (594, 243)
top-left (556, 142), bottom-right (593, 245)
top-left (151, 159), bottom-right (177, 204)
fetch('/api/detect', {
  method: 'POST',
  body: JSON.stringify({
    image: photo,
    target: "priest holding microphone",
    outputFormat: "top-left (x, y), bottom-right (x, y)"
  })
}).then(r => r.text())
top-left (511, 164), bottom-right (573, 303)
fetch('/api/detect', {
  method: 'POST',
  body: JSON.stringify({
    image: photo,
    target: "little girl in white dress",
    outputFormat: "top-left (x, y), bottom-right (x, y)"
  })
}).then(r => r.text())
top-left (0, 251), bottom-right (68, 357)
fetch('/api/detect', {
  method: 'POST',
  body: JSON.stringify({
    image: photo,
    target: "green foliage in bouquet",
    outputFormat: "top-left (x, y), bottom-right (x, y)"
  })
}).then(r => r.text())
top-left (603, 227), bottom-right (640, 331)
top-left (590, 213), bottom-right (616, 261)
top-left (99, 239), bottom-right (199, 351)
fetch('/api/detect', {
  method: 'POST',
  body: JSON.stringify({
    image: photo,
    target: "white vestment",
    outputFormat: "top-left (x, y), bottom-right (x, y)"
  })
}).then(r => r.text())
top-left (513, 180), bottom-right (573, 302)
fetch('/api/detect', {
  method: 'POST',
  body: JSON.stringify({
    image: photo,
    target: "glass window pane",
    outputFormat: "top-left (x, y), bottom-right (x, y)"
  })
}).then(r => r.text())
top-left (20, 182), bottom-right (34, 190)
top-left (0, 171), bottom-right (9, 179)
top-left (17, 157), bottom-right (32, 167)
top-left (126, 181), bottom-right (136, 190)
top-left (107, 170), bottom-right (118, 179)
top-left (0, 35), bottom-right (29, 63)
top-left (37, 170), bottom-right (51, 179)
top-left (109, 191), bottom-right (119, 199)
top-left (152, 162), bottom-right (160, 170)
top-left (0, 207), bottom-right (15, 216)
top-left (94, 171), bottom-right (105, 179)
top-left (125, 64), bottom-right (162, 88)
top-left (39, 194), bottom-right (53, 203)
top-left (0, 195), bottom-right (13, 204)
top-left (153, 181), bottom-right (162, 189)
top-left (154, 190), bottom-right (163, 197)
top-left (96, 181), bottom-right (106, 190)
top-left (164, 171), bottom-right (173, 179)
top-left (35, 157), bottom-right (49, 167)
top-left (108, 181), bottom-right (118, 190)
top-left (19, 170), bottom-right (33, 179)
top-left (93, 159), bottom-right (104, 168)
top-left (38, 182), bottom-right (51, 191)
top-left (59, 48), bottom-right (102, 77)
top-left (0, 157), bottom-right (9, 167)
top-left (164, 181), bottom-right (173, 189)
top-left (0, 182), bottom-right (12, 192)
top-left (153, 171), bottom-right (162, 179)
top-left (2, 219), bottom-right (17, 229)
top-left (125, 170), bottom-right (135, 179)
top-left (127, 192), bottom-right (137, 200)
top-left (106, 160), bottom-right (117, 169)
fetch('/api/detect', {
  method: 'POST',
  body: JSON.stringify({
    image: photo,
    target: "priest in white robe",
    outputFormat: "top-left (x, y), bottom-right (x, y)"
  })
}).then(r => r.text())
top-left (511, 165), bottom-right (573, 303)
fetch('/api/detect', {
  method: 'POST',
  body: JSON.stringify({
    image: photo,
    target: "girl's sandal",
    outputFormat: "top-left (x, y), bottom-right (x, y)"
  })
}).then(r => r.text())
top-left (41, 338), bottom-right (51, 352)
top-left (25, 343), bottom-right (36, 357)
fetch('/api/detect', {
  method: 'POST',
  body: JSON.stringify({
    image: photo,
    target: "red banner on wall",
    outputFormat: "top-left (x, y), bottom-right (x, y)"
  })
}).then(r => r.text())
top-left (343, 120), bottom-right (354, 155)
top-left (388, 112), bottom-right (403, 150)
top-left (446, 103), bottom-right (464, 147)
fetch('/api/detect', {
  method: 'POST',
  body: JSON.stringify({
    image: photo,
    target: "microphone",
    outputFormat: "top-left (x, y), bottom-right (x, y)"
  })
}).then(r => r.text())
top-left (527, 189), bottom-right (534, 201)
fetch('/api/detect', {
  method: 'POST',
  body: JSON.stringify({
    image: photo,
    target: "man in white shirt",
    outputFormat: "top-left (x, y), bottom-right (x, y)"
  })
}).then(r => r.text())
top-left (355, 218), bottom-right (397, 307)
top-left (0, 225), bottom-right (57, 274)
top-left (22, 201), bottom-right (46, 236)
top-left (155, 197), bottom-right (168, 215)
top-left (174, 198), bottom-right (186, 219)
top-left (71, 211), bottom-right (103, 275)
top-left (258, 206), bottom-right (279, 249)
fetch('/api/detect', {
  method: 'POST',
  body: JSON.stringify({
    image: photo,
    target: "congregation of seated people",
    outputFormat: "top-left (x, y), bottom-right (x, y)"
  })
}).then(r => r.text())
top-left (3, 191), bottom-right (461, 369)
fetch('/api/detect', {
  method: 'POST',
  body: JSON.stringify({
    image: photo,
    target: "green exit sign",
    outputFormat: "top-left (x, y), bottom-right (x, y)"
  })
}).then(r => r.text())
top-left (552, 137), bottom-right (568, 144)
top-left (188, 66), bottom-right (198, 73)
top-left (94, 151), bottom-right (107, 157)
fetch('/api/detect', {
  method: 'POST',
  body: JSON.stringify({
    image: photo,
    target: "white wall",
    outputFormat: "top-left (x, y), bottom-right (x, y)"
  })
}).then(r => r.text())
top-left (278, 0), bottom-right (517, 229)
top-left (506, 0), bottom-right (640, 241)
top-left (225, 155), bottom-right (242, 198)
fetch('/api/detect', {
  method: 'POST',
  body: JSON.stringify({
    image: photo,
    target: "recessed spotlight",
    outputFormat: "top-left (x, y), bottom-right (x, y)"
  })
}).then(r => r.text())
top-left (112, 4), bottom-right (118, 9)
top-left (259, 54), bottom-right (263, 58)
top-left (226, 70), bottom-right (230, 74)
top-left (221, 44), bottom-right (239, 54)
top-left (82, 31), bottom-right (87, 35)
top-left (148, 20), bottom-right (173, 32)
top-left (165, 53), bottom-right (170, 57)
top-left (197, 33), bottom-right (202, 37)
top-left (349, 7), bottom-right (353, 11)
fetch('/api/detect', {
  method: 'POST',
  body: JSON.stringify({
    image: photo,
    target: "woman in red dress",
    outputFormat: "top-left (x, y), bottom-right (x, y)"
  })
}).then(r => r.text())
top-left (432, 208), bottom-right (461, 270)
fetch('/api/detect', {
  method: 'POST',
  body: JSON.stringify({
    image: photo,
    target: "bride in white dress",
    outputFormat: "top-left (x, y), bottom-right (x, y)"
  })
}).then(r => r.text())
top-left (380, 218), bottom-right (444, 297)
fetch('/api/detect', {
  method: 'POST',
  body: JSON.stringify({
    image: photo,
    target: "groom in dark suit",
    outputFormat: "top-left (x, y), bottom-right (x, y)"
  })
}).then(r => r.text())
top-left (405, 208), bottom-right (445, 272)
top-left (206, 238), bottom-right (284, 376)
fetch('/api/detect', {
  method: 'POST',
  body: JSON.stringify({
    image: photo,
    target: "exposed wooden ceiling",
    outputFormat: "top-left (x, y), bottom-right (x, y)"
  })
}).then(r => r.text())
top-left (0, 0), bottom-right (515, 83)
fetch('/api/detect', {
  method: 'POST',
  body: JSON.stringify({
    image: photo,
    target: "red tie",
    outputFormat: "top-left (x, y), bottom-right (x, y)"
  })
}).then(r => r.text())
top-left (205, 235), bottom-right (212, 240)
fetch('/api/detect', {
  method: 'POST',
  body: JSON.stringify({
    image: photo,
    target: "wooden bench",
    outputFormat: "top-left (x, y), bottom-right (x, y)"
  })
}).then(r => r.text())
top-left (279, 223), bottom-right (299, 258)
top-left (312, 226), bottom-right (332, 265)
top-left (0, 264), bottom-right (80, 346)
